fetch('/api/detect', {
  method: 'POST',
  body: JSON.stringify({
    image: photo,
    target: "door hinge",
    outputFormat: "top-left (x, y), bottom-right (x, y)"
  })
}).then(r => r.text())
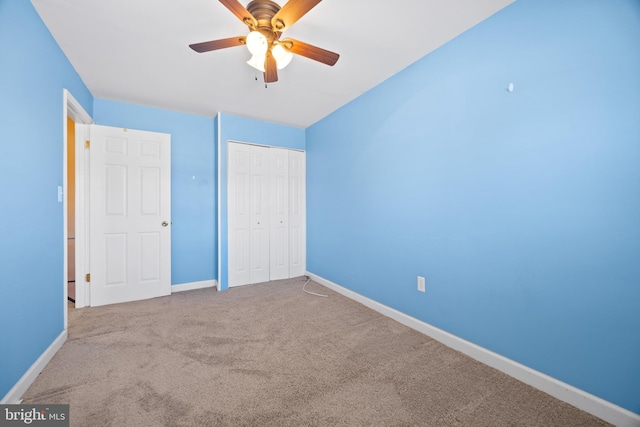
top-left (85, 140), bottom-right (90, 149)
top-left (85, 273), bottom-right (90, 282)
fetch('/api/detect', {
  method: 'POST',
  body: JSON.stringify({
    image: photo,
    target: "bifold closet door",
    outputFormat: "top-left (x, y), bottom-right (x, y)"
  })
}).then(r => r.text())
top-left (270, 148), bottom-right (289, 280)
top-left (228, 143), bottom-right (251, 287)
top-left (289, 149), bottom-right (306, 278)
top-left (228, 143), bottom-right (270, 287)
top-left (249, 146), bottom-right (270, 284)
top-left (228, 142), bottom-right (306, 287)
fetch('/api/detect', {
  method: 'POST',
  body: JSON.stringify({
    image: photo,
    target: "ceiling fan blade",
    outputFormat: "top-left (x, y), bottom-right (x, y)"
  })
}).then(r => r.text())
top-left (189, 36), bottom-right (246, 53)
top-left (264, 54), bottom-right (278, 83)
top-left (281, 38), bottom-right (339, 66)
top-left (271, 0), bottom-right (322, 31)
top-left (218, 0), bottom-right (257, 28)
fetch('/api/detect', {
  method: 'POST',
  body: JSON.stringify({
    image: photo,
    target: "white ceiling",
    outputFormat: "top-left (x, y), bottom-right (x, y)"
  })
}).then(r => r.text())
top-left (31, 0), bottom-right (514, 128)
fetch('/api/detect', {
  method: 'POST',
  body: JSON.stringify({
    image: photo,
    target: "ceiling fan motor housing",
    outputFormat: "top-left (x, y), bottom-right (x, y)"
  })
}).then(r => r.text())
top-left (247, 0), bottom-right (282, 42)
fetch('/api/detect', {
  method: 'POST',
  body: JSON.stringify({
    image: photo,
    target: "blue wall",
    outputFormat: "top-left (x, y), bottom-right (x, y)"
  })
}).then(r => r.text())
top-left (93, 99), bottom-right (217, 285)
top-left (218, 113), bottom-right (305, 289)
top-left (0, 1), bottom-right (93, 400)
top-left (306, 0), bottom-right (640, 414)
top-left (3, 0), bottom-right (638, 415)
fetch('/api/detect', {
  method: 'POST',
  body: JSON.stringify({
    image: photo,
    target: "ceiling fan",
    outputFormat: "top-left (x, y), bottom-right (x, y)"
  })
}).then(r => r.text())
top-left (189, 0), bottom-right (340, 84)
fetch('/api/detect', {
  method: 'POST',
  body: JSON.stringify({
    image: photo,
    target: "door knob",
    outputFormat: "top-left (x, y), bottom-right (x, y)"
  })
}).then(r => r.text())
top-left (162, 221), bottom-right (169, 227)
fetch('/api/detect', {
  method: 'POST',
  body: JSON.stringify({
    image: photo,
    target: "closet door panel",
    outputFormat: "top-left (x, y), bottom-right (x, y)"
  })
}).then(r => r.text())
top-left (289, 150), bottom-right (306, 278)
top-left (250, 146), bottom-right (270, 284)
top-left (228, 143), bottom-right (251, 287)
top-left (270, 148), bottom-right (289, 280)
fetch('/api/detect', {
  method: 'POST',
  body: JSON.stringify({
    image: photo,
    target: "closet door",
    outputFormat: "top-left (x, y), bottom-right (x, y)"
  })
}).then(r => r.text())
top-left (228, 143), bottom-right (251, 287)
top-left (228, 142), bottom-right (305, 287)
top-left (289, 150), bottom-right (306, 277)
top-left (249, 146), bottom-right (270, 284)
top-left (270, 148), bottom-right (289, 280)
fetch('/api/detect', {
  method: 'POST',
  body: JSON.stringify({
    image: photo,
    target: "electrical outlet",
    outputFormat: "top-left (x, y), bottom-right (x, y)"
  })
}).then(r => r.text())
top-left (417, 276), bottom-right (425, 293)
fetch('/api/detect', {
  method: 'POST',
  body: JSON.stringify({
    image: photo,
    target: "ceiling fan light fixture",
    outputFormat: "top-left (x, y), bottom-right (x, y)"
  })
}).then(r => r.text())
top-left (246, 30), bottom-right (268, 55)
top-left (191, 0), bottom-right (340, 83)
top-left (247, 54), bottom-right (266, 72)
top-left (272, 44), bottom-right (293, 70)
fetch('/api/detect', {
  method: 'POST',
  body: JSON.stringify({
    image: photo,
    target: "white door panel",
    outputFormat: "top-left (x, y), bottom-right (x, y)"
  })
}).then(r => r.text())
top-left (270, 148), bottom-right (289, 280)
top-left (289, 150), bottom-right (306, 277)
top-left (90, 125), bottom-right (171, 306)
top-left (228, 143), bottom-right (251, 287)
top-left (250, 147), bottom-right (270, 283)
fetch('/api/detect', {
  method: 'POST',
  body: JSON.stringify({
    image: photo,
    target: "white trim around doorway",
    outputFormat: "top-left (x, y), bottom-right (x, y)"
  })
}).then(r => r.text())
top-left (63, 89), bottom-right (93, 318)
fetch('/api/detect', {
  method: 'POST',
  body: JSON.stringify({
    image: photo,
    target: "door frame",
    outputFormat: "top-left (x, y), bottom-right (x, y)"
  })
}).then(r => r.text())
top-left (62, 89), bottom-right (93, 324)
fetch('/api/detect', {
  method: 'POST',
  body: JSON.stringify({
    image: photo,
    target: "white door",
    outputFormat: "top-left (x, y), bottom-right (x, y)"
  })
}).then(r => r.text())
top-left (270, 148), bottom-right (289, 280)
top-left (228, 142), bottom-right (251, 287)
top-left (229, 143), bottom-right (273, 287)
top-left (289, 150), bottom-right (306, 277)
top-left (89, 125), bottom-right (171, 306)
top-left (249, 146), bottom-right (271, 284)
top-left (228, 142), bottom-right (305, 287)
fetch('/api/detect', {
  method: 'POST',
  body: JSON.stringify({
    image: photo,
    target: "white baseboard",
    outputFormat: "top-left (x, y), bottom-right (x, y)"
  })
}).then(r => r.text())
top-left (306, 272), bottom-right (640, 427)
top-left (1, 330), bottom-right (67, 404)
top-left (171, 279), bottom-right (217, 293)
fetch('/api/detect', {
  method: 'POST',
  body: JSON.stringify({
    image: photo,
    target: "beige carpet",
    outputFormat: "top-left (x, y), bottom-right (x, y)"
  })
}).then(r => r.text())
top-left (22, 278), bottom-right (609, 426)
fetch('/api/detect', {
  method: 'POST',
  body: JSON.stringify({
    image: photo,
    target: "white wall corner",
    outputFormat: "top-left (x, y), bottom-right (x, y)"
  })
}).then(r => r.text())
top-left (1, 330), bottom-right (67, 404)
top-left (305, 271), bottom-right (640, 427)
top-left (171, 279), bottom-right (218, 293)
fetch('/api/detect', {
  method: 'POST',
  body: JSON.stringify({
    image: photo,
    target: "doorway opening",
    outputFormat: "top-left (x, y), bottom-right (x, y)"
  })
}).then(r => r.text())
top-left (67, 115), bottom-right (76, 307)
top-left (63, 89), bottom-right (93, 328)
